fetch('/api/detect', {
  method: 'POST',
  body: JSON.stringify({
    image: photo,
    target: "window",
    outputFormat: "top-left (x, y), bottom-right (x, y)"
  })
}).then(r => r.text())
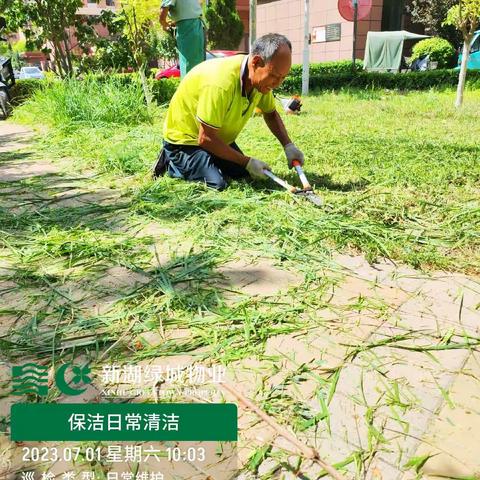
top-left (106, 0), bottom-right (115, 5)
top-left (87, 0), bottom-right (97, 4)
top-left (381, 0), bottom-right (405, 31)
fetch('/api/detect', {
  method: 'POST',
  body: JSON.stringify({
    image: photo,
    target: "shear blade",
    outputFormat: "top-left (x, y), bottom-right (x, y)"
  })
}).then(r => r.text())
top-left (296, 191), bottom-right (323, 206)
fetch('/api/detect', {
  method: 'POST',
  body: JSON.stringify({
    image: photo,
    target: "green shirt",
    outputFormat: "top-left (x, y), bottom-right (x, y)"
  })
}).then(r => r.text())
top-left (161, 0), bottom-right (202, 23)
top-left (163, 54), bottom-right (276, 146)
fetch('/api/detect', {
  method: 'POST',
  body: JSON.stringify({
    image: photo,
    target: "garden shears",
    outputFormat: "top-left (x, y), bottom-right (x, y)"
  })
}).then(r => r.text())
top-left (263, 160), bottom-right (323, 207)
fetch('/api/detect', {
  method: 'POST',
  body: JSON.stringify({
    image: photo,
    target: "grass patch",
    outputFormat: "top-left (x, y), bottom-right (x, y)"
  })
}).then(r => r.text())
top-left (2, 83), bottom-right (480, 478)
top-left (13, 76), bottom-right (155, 129)
top-left (11, 86), bottom-right (480, 271)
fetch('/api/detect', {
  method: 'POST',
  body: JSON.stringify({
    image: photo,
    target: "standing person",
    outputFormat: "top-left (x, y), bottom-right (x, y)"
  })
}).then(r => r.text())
top-left (159, 0), bottom-right (205, 77)
top-left (153, 33), bottom-right (305, 191)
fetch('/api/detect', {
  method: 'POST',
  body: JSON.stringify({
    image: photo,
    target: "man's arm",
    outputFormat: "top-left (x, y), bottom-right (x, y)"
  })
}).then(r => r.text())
top-left (263, 109), bottom-right (305, 168)
top-left (159, 6), bottom-right (171, 31)
top-left (263, 110), bottom-right (292, 147)
top-left (198, 123), bottom-right (250, 167)
top-left (198, 123), bottom-right (271, 178)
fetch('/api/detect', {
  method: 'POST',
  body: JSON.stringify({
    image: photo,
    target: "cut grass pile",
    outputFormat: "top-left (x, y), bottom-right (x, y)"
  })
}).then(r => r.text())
top-left (0, 81), bottom-right (477, 362)
top-left (1, 79), bottom-right (480, 478)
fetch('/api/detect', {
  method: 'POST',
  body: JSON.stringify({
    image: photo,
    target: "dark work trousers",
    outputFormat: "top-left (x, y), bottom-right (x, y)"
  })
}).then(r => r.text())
top-left (153, 141), bottom-right (248, 191)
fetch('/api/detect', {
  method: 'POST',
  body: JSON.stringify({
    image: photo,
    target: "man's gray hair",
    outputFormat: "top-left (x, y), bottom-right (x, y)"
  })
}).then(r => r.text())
top-left (251, 33), bottom-right (292, 62)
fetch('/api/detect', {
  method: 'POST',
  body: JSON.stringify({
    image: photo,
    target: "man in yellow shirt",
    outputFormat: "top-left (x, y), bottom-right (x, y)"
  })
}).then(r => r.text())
top-left (153, 33), bottom-right (305, 190)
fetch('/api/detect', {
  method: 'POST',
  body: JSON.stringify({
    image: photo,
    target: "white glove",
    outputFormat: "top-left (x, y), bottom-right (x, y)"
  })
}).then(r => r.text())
top-left (245, 157), bottom-right (271, 179)
top-left (284, 142), bottom-right (305, 169)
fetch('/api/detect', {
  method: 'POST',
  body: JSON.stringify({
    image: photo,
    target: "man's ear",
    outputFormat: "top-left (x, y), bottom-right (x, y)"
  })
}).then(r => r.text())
top-left (251, 54), bottom-right (265, 69)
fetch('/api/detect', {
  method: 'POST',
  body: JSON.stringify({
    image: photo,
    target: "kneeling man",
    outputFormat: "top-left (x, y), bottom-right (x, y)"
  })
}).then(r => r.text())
top-left (154, 33), bottom-right (305, 190)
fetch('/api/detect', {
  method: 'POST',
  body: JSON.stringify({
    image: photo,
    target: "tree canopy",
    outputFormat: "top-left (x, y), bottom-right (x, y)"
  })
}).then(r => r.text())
top-left (407, 0), bottom-right (462, 47)
top-left (0, 0), bottom-right (83, 77)
top-left (205, 0), bottom-right (244, 50)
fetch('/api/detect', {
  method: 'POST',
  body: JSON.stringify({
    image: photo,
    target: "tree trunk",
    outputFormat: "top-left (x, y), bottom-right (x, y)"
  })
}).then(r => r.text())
top-left (138, 60), bottom-right (153, 106)
top-left (61, 16), bottom-right (74, 77)
top-left (63, 35), bottom-right (74, 77)
top-left (455, 38), bottom-right (471, 108)
top-left (51, 38), bottom-right (65, 78)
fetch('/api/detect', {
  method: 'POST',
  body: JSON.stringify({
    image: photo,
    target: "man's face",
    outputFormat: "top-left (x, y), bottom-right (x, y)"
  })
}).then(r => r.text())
top-left (251, 46), bottom-right (292, 94)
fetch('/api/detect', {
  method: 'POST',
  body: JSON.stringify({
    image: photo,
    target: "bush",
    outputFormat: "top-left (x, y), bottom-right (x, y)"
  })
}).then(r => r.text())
top-left (150, 77), bottom-right (180, 104)
top-left (10, 73), bottom-right (181, 118)
top-left (280, 69), bottom-right (480, 94)
top-left (14, 75), bottom-right (153, 128)
top-left (9, 79), bottom-right (47, 106)
top-left (411, 37), bottom-right (456, 68)
top-left (149, 67), bottom-right (160, 78)
top-left (288, 60), bottom-right (363, 78)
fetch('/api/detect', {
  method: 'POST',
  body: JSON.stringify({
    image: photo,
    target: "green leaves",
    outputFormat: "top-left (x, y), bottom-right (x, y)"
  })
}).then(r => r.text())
top-left (444, 0), bottom-right (480, 35)
top-left (411, 37), bottom-right (456, 68)
top-left (205, 0), bottom-right (244, 50)
top-left (403, 453), bottom-right (438, 475)
top-left (0, 0), bottom-right (83, 77)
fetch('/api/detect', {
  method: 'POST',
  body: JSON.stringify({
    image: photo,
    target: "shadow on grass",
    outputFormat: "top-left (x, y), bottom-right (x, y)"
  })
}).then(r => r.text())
top-left (137, 172), bottom-right (368, 226)
top-left (283, 172), bottom-right (369, 192)
top-left (0, 151), bottom-right (34, 164)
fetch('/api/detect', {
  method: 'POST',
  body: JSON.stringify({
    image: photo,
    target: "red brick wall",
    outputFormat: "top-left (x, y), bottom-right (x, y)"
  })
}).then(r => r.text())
top-left (236, 0), bottom-right (250, 50)
top-left (255, 0), bottom-right (384, 63)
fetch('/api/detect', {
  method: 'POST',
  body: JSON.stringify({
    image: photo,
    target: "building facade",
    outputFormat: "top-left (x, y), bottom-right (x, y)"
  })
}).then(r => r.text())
top-left (254, 0), bottom-right (421, 63)
top-left (236, 0), bottom-right (251, 51)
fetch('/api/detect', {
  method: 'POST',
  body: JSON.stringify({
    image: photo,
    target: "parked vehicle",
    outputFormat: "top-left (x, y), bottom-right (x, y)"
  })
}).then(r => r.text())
top-left (0, 57), bottom-right (15, 118)
top-left (457, 30), bottom-right (480, 70)
top-left (155, 50), bottom-right (244, 80)
top-left (19, 66), bottom-right (45, 80)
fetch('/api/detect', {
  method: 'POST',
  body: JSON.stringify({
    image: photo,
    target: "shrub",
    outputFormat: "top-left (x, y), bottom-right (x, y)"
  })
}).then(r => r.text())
top-left (14, 75), bottom-right (153, 128)
top-left (150, 77), bottom-right (180, 104)
top-left (288, 60), bottom-right (363, 78)
top-left (149, 67), bottom-right (160, 78)
top-left (410, 37), bottom-right (456, 68)
top-left (9, 79), bottom-right (47, 106)
top-left (279, 69), bottom-right (480, 94)
top-left (10, 73), bottom-right (181, 117)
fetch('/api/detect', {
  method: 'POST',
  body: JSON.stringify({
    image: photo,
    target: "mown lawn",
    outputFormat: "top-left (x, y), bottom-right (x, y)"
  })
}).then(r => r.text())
top-left (1, 82), bottom-right (478, 363)
top-left (1, 80), bottom-right (480, 479)
top-left (13, 82), bottom-right (480, 273)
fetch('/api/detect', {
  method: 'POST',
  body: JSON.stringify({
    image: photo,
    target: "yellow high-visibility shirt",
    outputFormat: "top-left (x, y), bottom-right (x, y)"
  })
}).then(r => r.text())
top-left (163, 54), bottom-right (276, 146)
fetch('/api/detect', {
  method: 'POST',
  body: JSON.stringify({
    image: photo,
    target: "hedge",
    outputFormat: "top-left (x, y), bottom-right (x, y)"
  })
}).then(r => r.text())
top-left (9, 79), bottom-right (46, 106)
top-left (150, 77), bottom-right (180, 103)
top-left (288, 59), bottom-right (364, 77)
top-left (279, 68), bottom-right (480, 94)
top-left (8, 64), bottom-right (480, 108)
